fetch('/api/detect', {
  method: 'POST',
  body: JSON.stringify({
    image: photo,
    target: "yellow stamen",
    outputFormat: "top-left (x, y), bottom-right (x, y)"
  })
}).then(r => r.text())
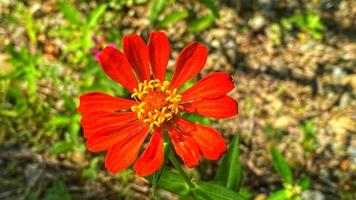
top-left (131, 79), bottom-right (181, 129)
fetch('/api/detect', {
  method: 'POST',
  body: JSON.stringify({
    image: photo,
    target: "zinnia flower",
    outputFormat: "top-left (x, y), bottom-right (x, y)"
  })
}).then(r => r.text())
top-left (78, 32), bottom-right (238, 176)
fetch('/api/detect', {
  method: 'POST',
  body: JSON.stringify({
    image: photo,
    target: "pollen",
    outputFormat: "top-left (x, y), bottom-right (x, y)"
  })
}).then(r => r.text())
top-left (131, 79), bottom-right (181, 129)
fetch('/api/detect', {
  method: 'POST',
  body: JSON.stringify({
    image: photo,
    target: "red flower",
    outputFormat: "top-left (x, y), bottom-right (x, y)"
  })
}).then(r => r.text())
top-left (78, 32), bottom-right (238, 176)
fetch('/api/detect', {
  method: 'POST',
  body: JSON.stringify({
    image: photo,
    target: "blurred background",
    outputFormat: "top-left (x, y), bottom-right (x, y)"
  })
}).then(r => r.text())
top-left (0, 0), bottom-right (355, 199)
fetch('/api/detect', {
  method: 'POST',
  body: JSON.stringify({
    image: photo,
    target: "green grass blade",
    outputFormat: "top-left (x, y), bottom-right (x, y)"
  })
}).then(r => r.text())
top-left (193, 182), bottom-right (246, 200)
top-left (214, 133), bottom-right (243, 192)
top-left (270, 147), bottom-right (293, 184)
top-left (86, 4), bottom-right (107, 28)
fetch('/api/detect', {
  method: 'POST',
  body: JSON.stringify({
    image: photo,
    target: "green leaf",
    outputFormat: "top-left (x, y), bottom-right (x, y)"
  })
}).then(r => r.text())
top-left (193, 182), bottom-right (246, 200)
top-left (200, 0), bottom-right (219, 17)
top-left (292, 13), bottom-right (305, 28)
top-left (180, 78), bottom-right (196, 92)
top-left (23, 9), bottom-right (36, 44)
top-left (69, 123), bottom-right (80, 140)
top-left (157, 10), bottom-right (188, 28)
top-left (151, 143), bottom-right (170, 195)
top-left (188, 14), bottom-right (215, 33)
top-left (306, 11), bottom-right (324, 30)
top-left (214, 133), bottom-right (243, 191)
top-left (309, 30), bottom-right (323, 40)
top-left (49, 116), bottom-right (71, 127)
top-left (64, 41), bottom-right (82, 53)
top-left (267, 189), bottom-right (288, 200)
top-left (63, 95), bottom-right (77, 111)
top-left (86, 4), bottom-right (107, 28)
top-left (300, 121), bottom-right (316, 137)
top-left (49, 142), bottom-right (73, 154)
top-left (239, 187), bottom-right (254, 199)
top-left (0, 110), bottom-right (18, 117)
top-left (281, 18), bottom-right (293, 30)
top-left (58, 0), bottom-right (82, 25)
top-left (146, 170), bottom-right (190, 196)
top-left (186, 114), bottom-right (210, 126)
top-left (48, 27), bottom-right (73, 38)
top-left (44, 180), bottom-right (72, 200)
top-left (148, 0), bottom-right (168, 23)
top-left (270, 147), bottom-right (293, 184)
top-left (300, 121), bottom-right (317, 152)
top-left (298, 176), bottom-right (311, 190)
top-left (81, 157), bottom-right (99, 180)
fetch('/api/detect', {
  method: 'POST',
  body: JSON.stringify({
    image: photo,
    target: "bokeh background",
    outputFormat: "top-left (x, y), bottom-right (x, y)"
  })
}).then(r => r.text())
top-left (0, 0), bottom-right (355, 199)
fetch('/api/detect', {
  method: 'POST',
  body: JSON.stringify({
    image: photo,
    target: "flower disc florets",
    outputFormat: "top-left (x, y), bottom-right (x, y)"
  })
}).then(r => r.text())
top-left (131, 79), bottom-right (181, 129)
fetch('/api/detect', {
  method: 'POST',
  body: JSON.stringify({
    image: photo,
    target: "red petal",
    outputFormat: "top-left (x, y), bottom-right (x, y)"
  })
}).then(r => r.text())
top-left (181, 72), bottom-right (234, 102)
top-left (170, 42), bottom-right (208, 89)
top-left (123, 34), bottom-right (150, 82)
top-left (78, 92), bottom-right (137, 116)
top-left (81, 111), bottom-right (137, 138)
top-left (98, 46), bottom-right (138, 92)
top-left (105, 126), bottom-right (150, 174)
top-left (86, 121), bottom-right (147, 152)
top-left (174, 117), bottom-right (227, 160)
top-left (148, 31), bottom-right (170, 81)
top-left (182, 96), bottom-right (238, 119)
top-left (133, 127), bottom-right (164, 176)
top-left (167, 123), bottom-right (201, 167)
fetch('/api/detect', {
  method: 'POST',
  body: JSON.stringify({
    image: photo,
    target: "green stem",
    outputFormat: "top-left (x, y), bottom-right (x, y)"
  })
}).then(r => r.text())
top-left (168, 145), bottom-right (195, 188)
top-left (151, 143), bottom-right (170, 196)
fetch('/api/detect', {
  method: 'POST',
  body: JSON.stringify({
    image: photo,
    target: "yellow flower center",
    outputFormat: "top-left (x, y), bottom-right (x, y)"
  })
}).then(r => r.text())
top-left (131, 79), bottom-right (181, 129)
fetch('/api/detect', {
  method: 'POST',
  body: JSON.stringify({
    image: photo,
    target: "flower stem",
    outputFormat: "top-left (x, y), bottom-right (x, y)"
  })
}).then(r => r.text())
top-left (168, 145), bottom-right (195, 189)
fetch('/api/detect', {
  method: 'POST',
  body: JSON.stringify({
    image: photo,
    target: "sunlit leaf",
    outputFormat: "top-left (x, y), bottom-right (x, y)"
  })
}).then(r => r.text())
top-left (64, 41), bottom-right (82, 53)
top-left (23, 8), bottom-right (36, 44)
top-left (58, 0), bottom-right (82, 25)
top-left (148, 0), bottom-right (168, 23)
top-left (86, 4), bottom-right (107, 28)
top-left (188, 14), bottom-right (215, 33)
top-left (157, 10), bottom-right (188, 28)
top-left (49, 142), bottom-right (73, 154)
top-left (0, 110), bottom-right (18, 117)
top-left (81, 157), bottom-right (100, 180)
top-left (69, 123), bottom-right (80, 138)
top-left (267, 189), bottom-right (288, 200)
top-left (50, 116), bottom-right (71, 127)
top-left (48, 27), bottom-right (73, 38)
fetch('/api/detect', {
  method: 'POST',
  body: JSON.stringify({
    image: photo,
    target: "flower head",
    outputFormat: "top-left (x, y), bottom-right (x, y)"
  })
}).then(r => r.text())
top-left (130, 79), bottom-right (181, 129)
top-left (78, 32), bottom-right (238, 176)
